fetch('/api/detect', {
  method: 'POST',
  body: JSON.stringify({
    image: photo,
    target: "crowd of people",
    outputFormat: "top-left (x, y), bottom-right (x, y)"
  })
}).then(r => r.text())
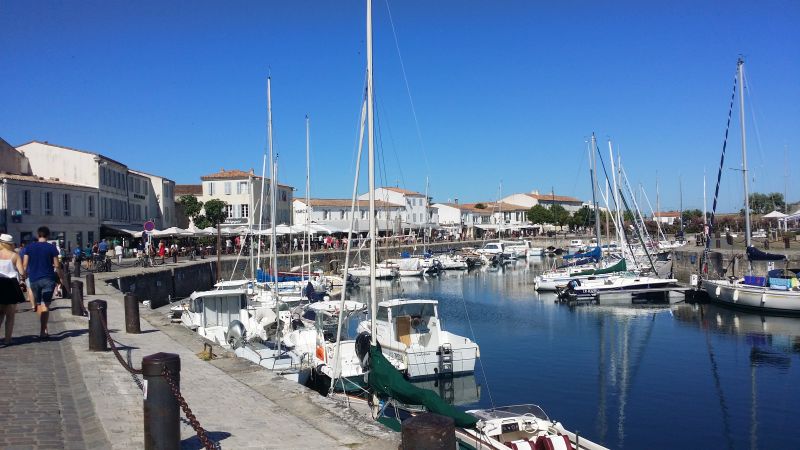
top-left (0, 226), bottom-right (64, 347)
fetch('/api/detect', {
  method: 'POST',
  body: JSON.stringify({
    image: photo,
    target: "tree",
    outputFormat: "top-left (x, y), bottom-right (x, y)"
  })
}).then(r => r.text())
top-left (569, 206), bottom-right (594, 230)
top-left (178, 195), bottom-right (204, 226)
top-left (551, 205), bottom-right (570, 229)
top-left (747, 192), bottom-right (785, 215)
top-left (527, 204), bottom-right (551, 225)
top-left (203, 199), bottom-right (228, 227)
top-left (474, 203), bottom-right (487, 209)
top-left (193, 215), bottom-right (211, 229)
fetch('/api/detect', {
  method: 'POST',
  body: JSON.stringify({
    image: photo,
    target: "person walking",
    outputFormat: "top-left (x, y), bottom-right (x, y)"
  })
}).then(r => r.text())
top-left (0, 234), bottom-right (26, 346)
top-left (23, 226), bottom-right (63, 339)
top-left (114, 241), bottom-right (123, 265)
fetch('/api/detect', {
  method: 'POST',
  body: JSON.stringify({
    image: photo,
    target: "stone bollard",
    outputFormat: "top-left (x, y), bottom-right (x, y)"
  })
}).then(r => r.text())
top-left (124, 292), bottom-right (141, 334)
top-left (785, 236), bottom-right (791, 249)
top-left (63, 270), bottom-right (72, 298)
top-left (85, 272), bottom-right (96, 295)
top-left (401, 412), bottom-right (455, 450)
top-left (142, 353), bottom-right (181, 450)
top-left (88, 300), bottom-right (108, 351)
top-left (71, 280), bottom-right (85, 316)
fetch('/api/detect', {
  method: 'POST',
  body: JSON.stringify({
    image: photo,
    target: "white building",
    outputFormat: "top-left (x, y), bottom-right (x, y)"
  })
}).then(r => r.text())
top-left (357, 187), bottom-right (436, 232)
top-left (293, 198), bottom-right (404, 233)
top-left (501, 190), bottom-right (584, 213)
top-left (0, 138), bottom-right (98, 248)
top-left (198, 168), bottom-right (294, 227)
top-left (433, 202), bottom-right (496, 238)
top-left (653, 211), bottom-right (680, 226)
top-left (15, 141), bottom-right (176, 231)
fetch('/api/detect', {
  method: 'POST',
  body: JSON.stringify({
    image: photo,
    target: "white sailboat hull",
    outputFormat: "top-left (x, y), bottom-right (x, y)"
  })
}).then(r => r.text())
top-left (702, 279), bottom-right (800, 314)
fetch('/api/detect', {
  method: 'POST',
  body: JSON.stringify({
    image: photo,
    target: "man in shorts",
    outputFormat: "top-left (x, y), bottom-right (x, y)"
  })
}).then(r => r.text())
top-left (23, 226), bottom-right (63, 339)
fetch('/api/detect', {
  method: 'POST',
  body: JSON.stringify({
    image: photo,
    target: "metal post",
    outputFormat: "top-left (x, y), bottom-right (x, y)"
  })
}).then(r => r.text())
top-left (401, 412), bottom-right (455, 450)
top-left (74, 259), bottom-right (81, 277)
top-left (124, 292), bottom-right (141, 334)
top-left (71, 280), bottom-right (84, 316)
top-left (172, 252), bottom-right (177, 264)
top-left (88, 299), bottom-right (108, 351)
top-left (63, 270), bottom-right (71, 297)
top-left (85, 272), bottom-right (96, 295)
top-left (142, 353), bottom-right (180, 450)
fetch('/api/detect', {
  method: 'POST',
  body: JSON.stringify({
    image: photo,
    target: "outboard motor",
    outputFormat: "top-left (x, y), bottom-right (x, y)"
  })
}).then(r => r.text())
top-left (226, 320), bottom-right (247, 349)
top-left (355, 331), bottom-right (372, 371)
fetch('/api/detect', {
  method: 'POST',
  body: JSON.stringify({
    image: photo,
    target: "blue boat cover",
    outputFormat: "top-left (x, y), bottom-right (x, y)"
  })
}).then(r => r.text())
top-left (563, 246), bottom-right (601, 261)
top-left (746, 246), bottom-right (786, 262)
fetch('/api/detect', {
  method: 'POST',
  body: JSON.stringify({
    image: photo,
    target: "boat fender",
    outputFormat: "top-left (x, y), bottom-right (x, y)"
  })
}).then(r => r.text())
top-left (316, 345), bottom-right (326, 362)
top-left (355, 331), bottom-right (372, 370)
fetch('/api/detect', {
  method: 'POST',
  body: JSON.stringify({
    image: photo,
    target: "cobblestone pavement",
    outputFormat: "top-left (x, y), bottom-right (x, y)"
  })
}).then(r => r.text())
top-left (0, 300), bottom-right (109, 449)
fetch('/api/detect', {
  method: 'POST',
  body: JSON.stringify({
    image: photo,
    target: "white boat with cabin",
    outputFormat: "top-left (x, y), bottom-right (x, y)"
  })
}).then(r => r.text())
top-left (358, 299), bottom-right (479, 379)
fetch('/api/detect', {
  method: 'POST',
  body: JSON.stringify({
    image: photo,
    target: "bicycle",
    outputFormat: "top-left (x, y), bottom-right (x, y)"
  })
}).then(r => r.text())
top-left (92, 255), bottom-right (112, 273)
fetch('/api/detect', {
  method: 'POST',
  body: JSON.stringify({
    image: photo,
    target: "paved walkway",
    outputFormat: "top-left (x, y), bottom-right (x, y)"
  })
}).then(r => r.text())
top-left (0, 276), bottom-right (398, 449)
top-left (0, 301), bottom-right (109, 449)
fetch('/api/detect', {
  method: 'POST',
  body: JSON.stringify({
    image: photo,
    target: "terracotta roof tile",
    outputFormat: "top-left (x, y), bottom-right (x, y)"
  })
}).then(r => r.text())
top-left (298, 198), bottom-right (403, 208)
top-left (654, 211), bottom-right (681, 218)
top-left (175, 184), bottom-right (202, 196)
top-left (381, 186), bottom-right (424, 196)
top-left (525, 193), bottom-right (582, 203)
top-left (200, 168), bottom-right (259, 180)
top-left (0, 172), bottom-right (95, 189)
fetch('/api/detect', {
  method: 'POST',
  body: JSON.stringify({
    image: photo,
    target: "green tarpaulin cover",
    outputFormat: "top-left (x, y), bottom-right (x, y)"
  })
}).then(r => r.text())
top-left (366, 345), bottom-right (478, 428)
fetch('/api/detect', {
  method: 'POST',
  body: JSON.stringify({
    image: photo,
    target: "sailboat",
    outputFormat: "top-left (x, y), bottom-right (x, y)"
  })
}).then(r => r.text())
top-left (700, 58), bottom-right (800, 313)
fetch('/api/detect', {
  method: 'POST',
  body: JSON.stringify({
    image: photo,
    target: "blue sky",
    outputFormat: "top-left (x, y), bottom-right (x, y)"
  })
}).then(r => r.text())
top-left (2, 1), bottom-right (798, 213)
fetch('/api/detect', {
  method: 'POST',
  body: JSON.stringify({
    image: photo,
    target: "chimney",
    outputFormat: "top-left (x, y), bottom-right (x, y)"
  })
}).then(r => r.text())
top-left (454, 198), bottom-right (459, 205)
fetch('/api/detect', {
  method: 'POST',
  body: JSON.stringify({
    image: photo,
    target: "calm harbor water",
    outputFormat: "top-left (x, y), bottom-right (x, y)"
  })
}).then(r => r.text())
top-left (347, 257), bottom-right (800, 449)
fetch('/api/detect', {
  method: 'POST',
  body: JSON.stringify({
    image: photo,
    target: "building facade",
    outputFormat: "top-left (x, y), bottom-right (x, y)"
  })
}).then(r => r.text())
top-left (293, 198), bottom-right (403, 233)
top-left (0, 174), bottom-right (99, 249)
top-left (357, 187), bottom-right (436, 232)
top-left (197, 169), bottom-right (294, 227)
top-left (15, 141), bottom-right (176, 232)
top-left (501, 190), bottom-right (584, 213)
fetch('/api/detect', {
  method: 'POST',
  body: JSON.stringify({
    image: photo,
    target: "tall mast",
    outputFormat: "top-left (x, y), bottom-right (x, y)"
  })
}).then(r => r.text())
top-left (738, 57), bottom-right (752, 248)
top-left (305, 115), bottom-right (311, 281)
top-left (679, 175), bottom-right (684, 235)
top-left (589, 134), bottom-right (601, 248)
top-left (703, 169), bottom-right (707, 226)
top-left (367, 0), bottom-right (377, 341)
top-left (267, 77), bottom-right (281, 345)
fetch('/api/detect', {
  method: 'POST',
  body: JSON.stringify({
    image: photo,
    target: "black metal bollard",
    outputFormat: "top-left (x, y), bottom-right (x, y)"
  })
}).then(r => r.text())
top-left (401, 412), bottom-right (455, 450)
top-left (172, 252), bottom-right (177, 264)
top-left (142, 353), bottom-right (181, 450)
top-left (716, 238), bottom-right (721, 249)
top-left (124, 292), bottom-right (141, 334)
top-left (85, 272), bottom-right (96, 295)
top-left (88, 299), bottom-right (108, 351)
top-left (63, 270), bottom-right (72, 298)
top-left (785, 236), bottom-right (791, 249)
top-left (71, 280), bottom-right (85, 316)
top-left (74, 260), bottom-right (81, 277)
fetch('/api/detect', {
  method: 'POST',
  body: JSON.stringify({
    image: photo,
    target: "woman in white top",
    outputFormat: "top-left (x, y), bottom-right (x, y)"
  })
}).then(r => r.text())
top-left (0, 234), bottom-right (27, 345)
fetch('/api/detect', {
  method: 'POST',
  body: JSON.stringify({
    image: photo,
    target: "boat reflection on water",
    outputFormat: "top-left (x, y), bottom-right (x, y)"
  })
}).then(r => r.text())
top-left (410, 374), bottom-right (481, 407)
top-left (672, 301), bottom-right (800, 358)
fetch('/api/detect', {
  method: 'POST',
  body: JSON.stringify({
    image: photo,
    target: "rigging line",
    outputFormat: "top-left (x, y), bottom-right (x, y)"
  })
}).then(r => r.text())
top-left (383, 0), bottom-right (430, 176)
top-left (742, 69), bottom-right (767, 189)
top-left (594, 141), bottom-right (637, 262)
top-left (702, 63), bottom-right (738, 276)
top-left (375, 93), bottom-right (407, 189)
top-left (459, 285), bottom-right (496, 411)
top-left (350, 76), bottom-right (370, 180)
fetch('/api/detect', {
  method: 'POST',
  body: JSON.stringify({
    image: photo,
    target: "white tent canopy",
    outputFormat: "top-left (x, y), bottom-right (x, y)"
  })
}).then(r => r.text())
top-left (763, 210), bottom-right (788, 218)
top-left (150, 227), bottom-right (194, 237)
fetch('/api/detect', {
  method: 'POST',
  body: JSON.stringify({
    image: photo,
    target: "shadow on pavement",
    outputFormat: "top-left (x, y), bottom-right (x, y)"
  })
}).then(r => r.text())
top-left (181, 431), bottom-right (232, 449)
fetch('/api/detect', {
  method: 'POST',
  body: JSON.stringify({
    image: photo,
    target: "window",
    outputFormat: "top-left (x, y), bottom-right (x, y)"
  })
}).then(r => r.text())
top-left (323, 210), bottom-right (331, 220)
top-left (22, 190), bottom-right (31, 214)
top-left (63, 193), bottom-right (71, 216)
top-left (339, 211), bottom-right (345, 220)
top-left (240, 204), bottom-right (249, 218)
top-left (128, 178), bottom-right (133, 191)
top-left (225, 204), bottom-right (234, 218)
top-left (237, 181), bottom-right (248, 194)
top-left (44, 192), bottom-right (53, 215)
top-left (88, 231), bottom-right (94, 244)
top-left (88, 196), bottom-right (95, 217)
top-left (281, 191), bottom-right (287, 201)
top-left (144, 206), bottom-right (148, 219)
top-left (224, 182), bottom-right (231, 195)
top-left (360, 210), bottom-right (367, 219)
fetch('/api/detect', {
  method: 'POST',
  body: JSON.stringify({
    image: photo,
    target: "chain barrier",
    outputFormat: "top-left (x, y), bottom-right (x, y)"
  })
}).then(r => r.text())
top-left (95, 305), bottom-right (219, 449)
top-left (161, 367), bottom-right (218, 450)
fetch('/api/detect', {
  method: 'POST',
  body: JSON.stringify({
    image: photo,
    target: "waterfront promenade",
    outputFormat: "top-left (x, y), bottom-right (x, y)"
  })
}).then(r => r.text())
top-left (0, 265), bottom-right (398, 449)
